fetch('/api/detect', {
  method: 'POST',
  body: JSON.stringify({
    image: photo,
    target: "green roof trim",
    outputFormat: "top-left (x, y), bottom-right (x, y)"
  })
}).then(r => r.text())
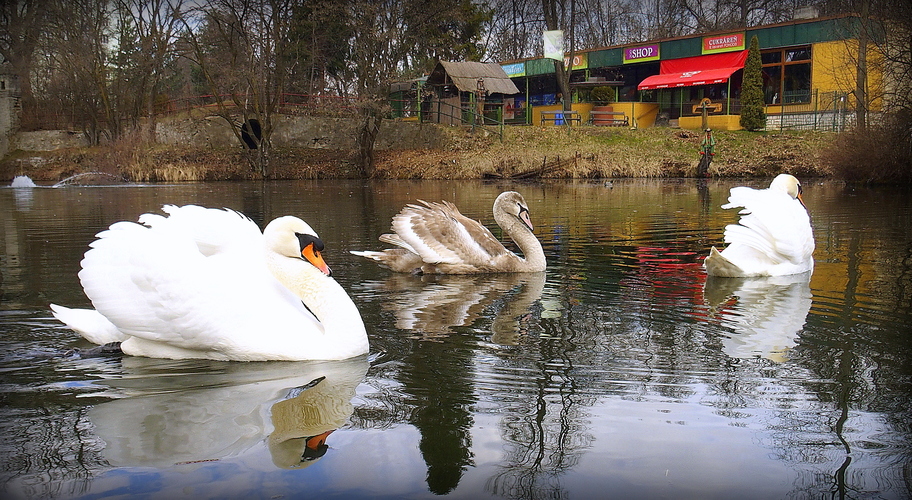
top-left (504, 15), bottom-right (877, 73)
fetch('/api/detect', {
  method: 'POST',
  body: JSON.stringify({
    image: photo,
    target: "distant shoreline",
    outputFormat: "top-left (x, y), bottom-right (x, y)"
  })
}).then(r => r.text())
top-left (1, 127), bottom-right (836, 183)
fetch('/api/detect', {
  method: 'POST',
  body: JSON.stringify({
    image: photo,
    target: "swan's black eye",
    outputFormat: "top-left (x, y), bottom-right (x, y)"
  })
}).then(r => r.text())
top-left (295, 233), bottom-right (324, 252)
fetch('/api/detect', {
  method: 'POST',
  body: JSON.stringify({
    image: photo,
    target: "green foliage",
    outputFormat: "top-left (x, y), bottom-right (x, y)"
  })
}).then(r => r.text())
top-left (590, 86), bottom-right (615, 105)
top-left (740, 36), bottom-right (766, 131)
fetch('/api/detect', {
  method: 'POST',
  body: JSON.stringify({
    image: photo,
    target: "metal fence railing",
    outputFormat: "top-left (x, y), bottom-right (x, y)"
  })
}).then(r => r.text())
top-left (765, 90), bottom-right (853, 132)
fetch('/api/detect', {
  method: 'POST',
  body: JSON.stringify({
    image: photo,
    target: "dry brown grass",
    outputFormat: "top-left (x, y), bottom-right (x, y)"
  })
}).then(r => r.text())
top-left (371, 125), bottom-right (835, 179)
top-left (2, 122), bottom-right (838, 183)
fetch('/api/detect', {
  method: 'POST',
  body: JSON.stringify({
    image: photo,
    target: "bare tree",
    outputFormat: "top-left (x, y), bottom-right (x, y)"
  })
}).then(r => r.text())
top-left (179, 0), bottom-right (295, 177)
top-left (0, 0), bottom-right (53, 129)
top-left (115, 0), bottom-right (185, 141)
top-left (542, 0), bottom-right (574, 111)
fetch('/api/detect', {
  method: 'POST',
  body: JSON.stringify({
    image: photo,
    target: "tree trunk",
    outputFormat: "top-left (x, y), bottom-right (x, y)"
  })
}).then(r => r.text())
top-left (855, 0), bottom-right (869, 130)
top-left (357, 101), bottom-right (384, 177)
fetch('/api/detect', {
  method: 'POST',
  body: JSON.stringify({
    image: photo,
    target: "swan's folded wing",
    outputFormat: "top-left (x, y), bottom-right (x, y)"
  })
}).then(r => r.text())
top-left (723, 188), bottom-right (813, 264)
top-left (79, 217), bottom-right (319, 353)
top-left (140, 205), bottom-right (261, 257)
top-left (391, 201), bottom-right (507, 266)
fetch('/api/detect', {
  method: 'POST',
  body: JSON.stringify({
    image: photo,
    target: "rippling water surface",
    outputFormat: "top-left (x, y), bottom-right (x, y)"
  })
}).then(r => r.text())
top-left (1, 179), bottom-right (910, 499)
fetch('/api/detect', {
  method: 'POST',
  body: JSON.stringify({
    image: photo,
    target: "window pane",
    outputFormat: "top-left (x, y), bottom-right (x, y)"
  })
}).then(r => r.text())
top-left (762, 66), bottom-right (782, 104)
top-left (783, 63), bottom-right (811, 103)
top-left (762, 51), bottom-right (781, 64)
top-left (785, 47), bottom-right (811, 62)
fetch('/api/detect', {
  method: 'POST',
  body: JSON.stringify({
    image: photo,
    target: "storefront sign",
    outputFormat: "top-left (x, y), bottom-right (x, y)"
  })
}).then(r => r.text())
top-left (624, 44), bottom-right (660, 63)
top-left (562, 53), bottom-right (588, 70)
top-left (501, 62), bottom-right (525, 77)
top-left (702, 33), bottom-right (745, 54)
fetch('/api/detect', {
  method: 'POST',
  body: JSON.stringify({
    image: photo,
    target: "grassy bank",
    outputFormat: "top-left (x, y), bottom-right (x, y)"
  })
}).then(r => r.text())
top-left (1, 125), bottom-right (836, 183)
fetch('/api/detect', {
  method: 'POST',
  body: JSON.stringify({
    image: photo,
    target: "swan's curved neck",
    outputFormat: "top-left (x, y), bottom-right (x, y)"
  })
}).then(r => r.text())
top-left (267, 253), bottom-right (367, 339)
top-left (495, 211), bottom-right (546, 271)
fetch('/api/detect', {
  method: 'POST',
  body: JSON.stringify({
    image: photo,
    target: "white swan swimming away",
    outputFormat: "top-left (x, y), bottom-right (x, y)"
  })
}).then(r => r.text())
top-left (704, 174), bottom-right (814, 277)
top-left (351, 191), bottom-right (546, 274)
top-left (50, 205), bottom-right (368, 361)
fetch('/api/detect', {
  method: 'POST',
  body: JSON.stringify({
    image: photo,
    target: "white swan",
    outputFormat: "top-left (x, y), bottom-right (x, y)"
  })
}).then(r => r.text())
top-left (351, 191), bottom-right (546, 274)
top-left (704, 174), bottom-right (814, 277)
top-left (50, 205), bottom-right (368, 361)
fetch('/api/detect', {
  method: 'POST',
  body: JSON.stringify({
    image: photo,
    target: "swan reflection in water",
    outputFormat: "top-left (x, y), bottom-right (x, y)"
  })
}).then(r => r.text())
top-left (364, 272), bottom-right (550, 343)
top-left (703, 272), bottom-right (813, 362)
top-left (87, 355), bottom-right (369, 469)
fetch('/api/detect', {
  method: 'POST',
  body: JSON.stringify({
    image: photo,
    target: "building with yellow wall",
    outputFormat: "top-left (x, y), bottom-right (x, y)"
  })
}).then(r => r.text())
top-left (498, 14), bottom-right (882, 131)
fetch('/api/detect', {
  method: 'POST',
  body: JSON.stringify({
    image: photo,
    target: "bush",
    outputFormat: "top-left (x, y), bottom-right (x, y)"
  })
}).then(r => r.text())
top-left (590, 86), bottom-right (615, 105)
top-left (740, 36), bottom-right (766, 131)
top-left (824, 111), bottom-right (912, 183)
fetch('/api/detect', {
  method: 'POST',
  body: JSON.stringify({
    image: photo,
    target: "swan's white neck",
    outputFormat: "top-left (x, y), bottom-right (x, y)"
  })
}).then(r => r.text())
top-left (267, 253), bottom-right (368, 357)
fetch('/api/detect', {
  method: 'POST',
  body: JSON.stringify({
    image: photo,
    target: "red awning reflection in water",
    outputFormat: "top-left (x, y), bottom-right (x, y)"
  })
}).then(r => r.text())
top-left (638, 50), bottom-right (748, 90)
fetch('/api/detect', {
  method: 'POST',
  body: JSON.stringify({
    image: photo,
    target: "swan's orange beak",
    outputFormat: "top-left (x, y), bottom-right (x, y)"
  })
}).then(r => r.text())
top-left (305, 430), bottom-right (334, 451)
top-left (302, 244), bottom-right (332, 276)
top-left (797, 191), bottom-right (808, 211)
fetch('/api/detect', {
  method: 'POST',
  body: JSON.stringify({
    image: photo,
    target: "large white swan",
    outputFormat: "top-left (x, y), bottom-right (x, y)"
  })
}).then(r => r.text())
top-left (50, 205), bottom-right (368, 361)
top-left (704, 174), bottom-right (814, 277)
top-left (351, 191), bottom-right (546, 274)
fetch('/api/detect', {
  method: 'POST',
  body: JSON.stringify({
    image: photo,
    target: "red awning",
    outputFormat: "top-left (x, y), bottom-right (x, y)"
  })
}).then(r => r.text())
top-left (638, 50), bottom-right (748, 90)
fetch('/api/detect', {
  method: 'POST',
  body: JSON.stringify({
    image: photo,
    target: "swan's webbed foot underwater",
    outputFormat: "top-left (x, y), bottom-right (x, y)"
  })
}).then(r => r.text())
top-left (62, 342), bottom-right (123, 359)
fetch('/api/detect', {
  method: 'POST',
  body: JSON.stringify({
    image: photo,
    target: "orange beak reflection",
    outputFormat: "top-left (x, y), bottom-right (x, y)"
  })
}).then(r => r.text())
top-left (302, 244), bottom-right (332, 276)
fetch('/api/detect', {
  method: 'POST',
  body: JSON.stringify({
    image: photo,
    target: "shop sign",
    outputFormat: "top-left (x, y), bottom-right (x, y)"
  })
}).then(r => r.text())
top-left (501, 62), bottom-right (525, 77)
top-left (702, 32), bottom-right (745, 54)
top-left (623, 44), bottom-right (660, 63)
top-left (562, 53), bottom-right (588, 70)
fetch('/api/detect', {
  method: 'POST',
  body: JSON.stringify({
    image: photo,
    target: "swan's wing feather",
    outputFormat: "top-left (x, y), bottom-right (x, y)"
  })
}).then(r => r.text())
top-left (142, 205), bottom-right (261, 257)
top-left (391, 200), bottom-right (506, 266)
top-left (722, 187), bottom-right (814, 264)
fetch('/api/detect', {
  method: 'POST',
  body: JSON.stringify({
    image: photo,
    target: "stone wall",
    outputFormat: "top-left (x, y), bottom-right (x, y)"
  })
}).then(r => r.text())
top-left (4, 114), bottom-right (452, 155)
top-left (153, 114), bottom-right (449, 150)
top-left (10, 130), bottom-right (88, 151)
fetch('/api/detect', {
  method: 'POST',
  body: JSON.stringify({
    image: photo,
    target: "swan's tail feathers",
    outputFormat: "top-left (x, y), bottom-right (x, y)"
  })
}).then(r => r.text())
top-left (704, 246), bottom-right (746, 277)
top-left (50, 304), bottom-right (127, 345)
top-left (350, 250), bottom-right (385, 261)
top-left (350, 249), bottom-right (424, 274)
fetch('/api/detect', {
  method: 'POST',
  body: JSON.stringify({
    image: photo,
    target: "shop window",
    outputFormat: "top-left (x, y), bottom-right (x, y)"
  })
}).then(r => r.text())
top-left (761, 46), bottom-right (812, 104)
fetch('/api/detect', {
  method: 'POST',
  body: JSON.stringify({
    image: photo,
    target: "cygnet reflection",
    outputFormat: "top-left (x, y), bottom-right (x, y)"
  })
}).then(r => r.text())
top-left (365, 272), bottom-right (548, 344)
top-left (703, 272), bottom-right (813, 362)
top-left (88, 355), bottom-right (369, 468)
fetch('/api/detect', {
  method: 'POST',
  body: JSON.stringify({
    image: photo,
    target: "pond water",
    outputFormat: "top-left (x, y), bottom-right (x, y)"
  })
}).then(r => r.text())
top-left (0, 179), bottom-right (910, 499)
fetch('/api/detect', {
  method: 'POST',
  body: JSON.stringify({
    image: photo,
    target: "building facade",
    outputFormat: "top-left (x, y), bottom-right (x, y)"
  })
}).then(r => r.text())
top-left (500, 14), bottom-right (880, 130)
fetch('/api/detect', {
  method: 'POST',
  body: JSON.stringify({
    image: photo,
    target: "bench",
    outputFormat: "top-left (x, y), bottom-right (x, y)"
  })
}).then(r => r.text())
top-left (589, 110), bottom-right (629, 127)
top-left (540, 110), bottom-right (581, 126)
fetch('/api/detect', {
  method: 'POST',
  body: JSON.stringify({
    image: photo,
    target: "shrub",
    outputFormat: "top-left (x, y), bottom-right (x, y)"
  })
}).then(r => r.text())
top-left (590, 86), bottom-right (615, 105)
top-left (824, 110), bottom-right (912, 183)
top-left (740, 36), bottom-right (766, 131)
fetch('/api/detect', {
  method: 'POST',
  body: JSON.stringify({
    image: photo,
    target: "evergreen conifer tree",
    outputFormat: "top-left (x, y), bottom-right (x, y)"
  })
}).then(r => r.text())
top-left (740, 36), bottom-right (766, 131)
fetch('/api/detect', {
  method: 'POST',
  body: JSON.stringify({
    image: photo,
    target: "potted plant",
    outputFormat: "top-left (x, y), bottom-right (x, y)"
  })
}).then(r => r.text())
top-left (590, 86), bottom-right (615, 109)
top-left (590, 86), bottom-right (615, 125)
